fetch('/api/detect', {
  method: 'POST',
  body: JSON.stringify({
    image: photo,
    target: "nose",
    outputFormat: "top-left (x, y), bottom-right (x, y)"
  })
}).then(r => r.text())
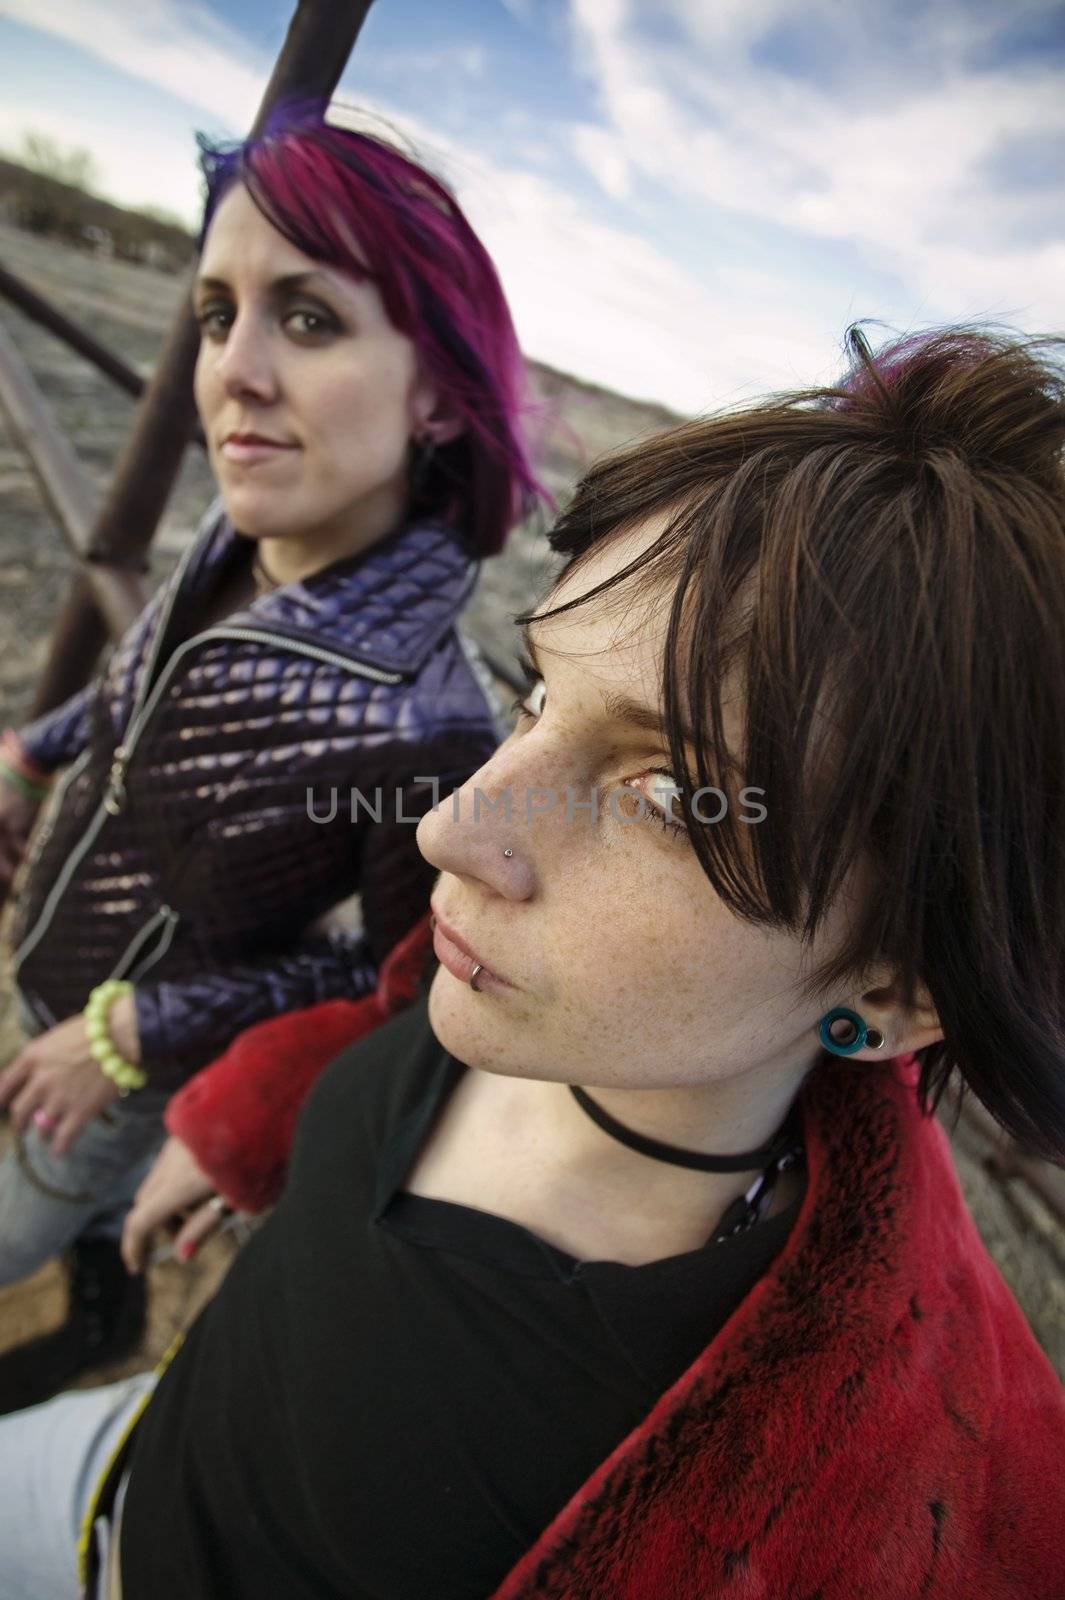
top-left (417, 743), bottom-right (542, 901)
top-left (213, 309), bottom-right (280, 405)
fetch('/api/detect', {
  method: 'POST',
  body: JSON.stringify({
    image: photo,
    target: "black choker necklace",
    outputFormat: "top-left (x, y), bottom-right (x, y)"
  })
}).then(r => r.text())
top-left (568, 1087), bottom-right (806, 1241)
top-left (568, 1085), bottom-right (801, 1173)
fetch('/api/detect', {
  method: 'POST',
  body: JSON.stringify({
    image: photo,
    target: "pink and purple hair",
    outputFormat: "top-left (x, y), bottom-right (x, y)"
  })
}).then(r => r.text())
top-left (196, 102), bottom-right (544, 557)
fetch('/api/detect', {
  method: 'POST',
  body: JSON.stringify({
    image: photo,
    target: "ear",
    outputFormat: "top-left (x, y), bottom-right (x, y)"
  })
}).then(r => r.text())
top-left (851, 964), bottom-right (944, 1059)
top-left (410, 373), bottom-right (466, 446)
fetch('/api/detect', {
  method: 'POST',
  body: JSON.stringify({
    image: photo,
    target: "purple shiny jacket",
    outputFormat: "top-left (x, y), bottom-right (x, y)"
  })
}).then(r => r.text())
top-left (11, 504), bottom-right (504, 1089)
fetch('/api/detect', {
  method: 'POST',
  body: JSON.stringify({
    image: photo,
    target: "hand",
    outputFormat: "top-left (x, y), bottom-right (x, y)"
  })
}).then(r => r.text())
top-left (121, 1136), bottom-right (227, 1273)
top-left (0, 776), bottom-right (40, 907)
top-left (0, 992), bottom-right (141, 1156)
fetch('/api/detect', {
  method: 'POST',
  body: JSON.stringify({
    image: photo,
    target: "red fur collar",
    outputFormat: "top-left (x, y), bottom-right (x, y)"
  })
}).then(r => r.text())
top-left (490, 1055), bottom-right (1065, 1598)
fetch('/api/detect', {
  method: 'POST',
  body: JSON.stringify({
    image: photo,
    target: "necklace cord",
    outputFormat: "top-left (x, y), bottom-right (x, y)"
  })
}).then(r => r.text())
top-left (568, 1085), bottom-right (802, 1174)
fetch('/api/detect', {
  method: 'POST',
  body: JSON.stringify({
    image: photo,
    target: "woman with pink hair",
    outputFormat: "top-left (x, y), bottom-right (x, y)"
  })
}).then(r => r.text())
top-left (0, 102), bottom-right (541, 1403)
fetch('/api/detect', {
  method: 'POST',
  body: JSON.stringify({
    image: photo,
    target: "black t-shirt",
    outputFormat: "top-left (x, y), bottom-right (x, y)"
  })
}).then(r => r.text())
top-left (121, 998), bottom-right (807, 1599)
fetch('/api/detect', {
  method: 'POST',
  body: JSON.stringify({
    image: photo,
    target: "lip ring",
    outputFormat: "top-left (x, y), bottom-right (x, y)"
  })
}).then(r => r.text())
top-left (431, 907), bottom-right (511, 989)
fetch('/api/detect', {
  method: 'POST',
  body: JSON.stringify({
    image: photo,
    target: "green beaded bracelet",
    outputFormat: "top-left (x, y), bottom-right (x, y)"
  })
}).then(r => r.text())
top-left (84, 980), bottom-right (147, 1095)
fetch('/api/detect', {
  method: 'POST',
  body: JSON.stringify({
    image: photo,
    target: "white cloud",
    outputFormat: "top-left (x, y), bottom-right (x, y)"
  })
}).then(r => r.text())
top-left (570, 122), bottom-right (630, 199)
top-left (1, 0), bottom-right (266, 126)
top-left (569, 0), bottom-right (1065, 332)
top-left (369, 41), bottom-right (489, 81)
top-left (442, 157), bottom-right (835, 410)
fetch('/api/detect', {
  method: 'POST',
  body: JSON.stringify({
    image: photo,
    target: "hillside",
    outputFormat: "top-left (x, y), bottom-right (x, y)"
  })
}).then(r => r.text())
top-left (0, 155), bottom-right (196, 272)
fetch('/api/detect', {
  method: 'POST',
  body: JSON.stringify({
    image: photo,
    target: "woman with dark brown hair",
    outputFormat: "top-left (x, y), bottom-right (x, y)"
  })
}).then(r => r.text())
top-left (0, 324), bottom-right (1062, 1599)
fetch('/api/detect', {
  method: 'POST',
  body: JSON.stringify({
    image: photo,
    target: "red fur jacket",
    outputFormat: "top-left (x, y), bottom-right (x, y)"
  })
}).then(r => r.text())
top-left (166, 917), bottom-right (1065, 1595)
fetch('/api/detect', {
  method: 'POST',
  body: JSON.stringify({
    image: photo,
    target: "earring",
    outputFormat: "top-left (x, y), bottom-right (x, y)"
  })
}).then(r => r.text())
top-left (818, 1007), bottom-right (885, 1056)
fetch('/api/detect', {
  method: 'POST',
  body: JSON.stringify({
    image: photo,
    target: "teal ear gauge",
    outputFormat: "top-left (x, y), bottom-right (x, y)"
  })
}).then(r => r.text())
top-left (818, 1008), bottom-right (885, 1056)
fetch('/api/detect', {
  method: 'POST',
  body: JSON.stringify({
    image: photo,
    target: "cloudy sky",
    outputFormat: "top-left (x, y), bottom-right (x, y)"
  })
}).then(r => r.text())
top-left (1, 0), bottom-right (1062, 412)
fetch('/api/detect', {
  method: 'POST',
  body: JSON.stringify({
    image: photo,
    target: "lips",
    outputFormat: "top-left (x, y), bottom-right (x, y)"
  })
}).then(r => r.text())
top-left (223, 432), bottom-right (297, 447)
top-left (220, 432), bottom-right (300, 465)
top-left (430, 906), bottom-right (514, 991)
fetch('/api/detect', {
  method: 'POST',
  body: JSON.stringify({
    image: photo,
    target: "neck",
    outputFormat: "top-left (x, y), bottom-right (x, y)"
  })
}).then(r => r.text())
top-left (561, 1061), bottom-right (810, 1167)
top-left (257, 483), bottom-right (409, 586)
top-left (473, 1042), bottom-right (818, 1238)
top-left (407, 1036), bottom-right (820, 1266)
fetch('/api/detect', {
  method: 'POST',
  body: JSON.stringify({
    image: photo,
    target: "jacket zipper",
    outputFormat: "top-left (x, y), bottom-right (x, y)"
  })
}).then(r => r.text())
top-left (14, 602), bottom-right (402, 974)
top-left (11, 533), bottom-right (200, 973)
top-left (17, 746), bottom-right (91, 886)
top-left (100, 626), bottom-right (403, 815)
top-left (109, 903), bottom-right (181, 983)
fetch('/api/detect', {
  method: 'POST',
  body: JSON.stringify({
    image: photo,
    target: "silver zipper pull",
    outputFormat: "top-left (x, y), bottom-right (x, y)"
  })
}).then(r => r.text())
top-left (104, 744), bottom-right (129, 815)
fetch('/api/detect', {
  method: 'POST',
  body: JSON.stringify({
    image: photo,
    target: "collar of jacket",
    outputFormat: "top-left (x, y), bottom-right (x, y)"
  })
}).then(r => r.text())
top-left (185, 505), bottom-right (482, 677)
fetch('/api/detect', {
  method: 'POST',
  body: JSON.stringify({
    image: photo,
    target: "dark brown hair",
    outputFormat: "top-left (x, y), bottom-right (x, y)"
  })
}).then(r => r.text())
top-left (517, 326), bottom-right (1065, 1162)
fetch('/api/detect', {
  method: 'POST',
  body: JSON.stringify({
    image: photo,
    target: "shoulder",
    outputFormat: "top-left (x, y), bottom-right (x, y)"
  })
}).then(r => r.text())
top-left (298, 995), bottom-right (445, 1133)
top-left (399, 623), bottom-right (509, 753)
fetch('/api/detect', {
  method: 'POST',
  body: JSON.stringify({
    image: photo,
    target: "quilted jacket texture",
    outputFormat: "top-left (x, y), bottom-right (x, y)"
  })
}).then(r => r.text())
top-left (10, 503), bottom-right (503, 1089)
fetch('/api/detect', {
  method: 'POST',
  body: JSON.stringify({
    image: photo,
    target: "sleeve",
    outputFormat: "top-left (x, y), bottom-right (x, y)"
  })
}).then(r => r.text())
top-left (133, 928), bottom-right (380, 1093)
top-left (15, 682), bottom-right (100, 774)
top-left (163, 913), bottom-right (434, 1212)
top-left (17, 498), bottom-right (227, 776)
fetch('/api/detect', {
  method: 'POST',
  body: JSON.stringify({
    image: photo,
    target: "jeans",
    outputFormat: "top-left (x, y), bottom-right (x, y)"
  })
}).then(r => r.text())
top-left (0, 998), bottom-right (169, 1287)
top-left (0, 1373), bottom-right (156, 1599)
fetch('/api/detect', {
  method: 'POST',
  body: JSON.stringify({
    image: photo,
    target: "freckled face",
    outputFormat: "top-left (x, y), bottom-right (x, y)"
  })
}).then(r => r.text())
top-left (193, 184), bottom-right (435, 545)
top-left (417, 520), bottom-right (855, 1093)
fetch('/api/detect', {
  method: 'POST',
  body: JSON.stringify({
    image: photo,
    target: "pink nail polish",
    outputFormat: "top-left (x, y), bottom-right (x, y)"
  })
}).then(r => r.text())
top-left (177, 1241), bottom-right (196, 1261)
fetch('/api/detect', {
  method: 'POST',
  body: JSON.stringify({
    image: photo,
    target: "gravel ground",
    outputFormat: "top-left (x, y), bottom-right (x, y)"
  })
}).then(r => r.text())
top-left (0, 222), bottom-right (1061, 1386)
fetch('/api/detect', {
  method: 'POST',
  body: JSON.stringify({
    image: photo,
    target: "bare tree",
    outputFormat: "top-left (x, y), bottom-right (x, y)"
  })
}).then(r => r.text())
top-left (18, 131), bottom-right (101, 194)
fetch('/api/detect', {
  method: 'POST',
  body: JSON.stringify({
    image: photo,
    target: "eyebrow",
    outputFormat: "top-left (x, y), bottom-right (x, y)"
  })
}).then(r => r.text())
top-left (193, 271), bottom-right (347, 301)
top-left (521, 624), bottom-right (702, 752)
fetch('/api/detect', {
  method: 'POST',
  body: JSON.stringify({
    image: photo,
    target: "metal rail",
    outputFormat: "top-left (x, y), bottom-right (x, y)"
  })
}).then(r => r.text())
top-left (0, 259), bottom-right (144, 399)
top-left (0, 259), bottom-right (208, 448)
top-left (0, 318), bottom-right (148, 634)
